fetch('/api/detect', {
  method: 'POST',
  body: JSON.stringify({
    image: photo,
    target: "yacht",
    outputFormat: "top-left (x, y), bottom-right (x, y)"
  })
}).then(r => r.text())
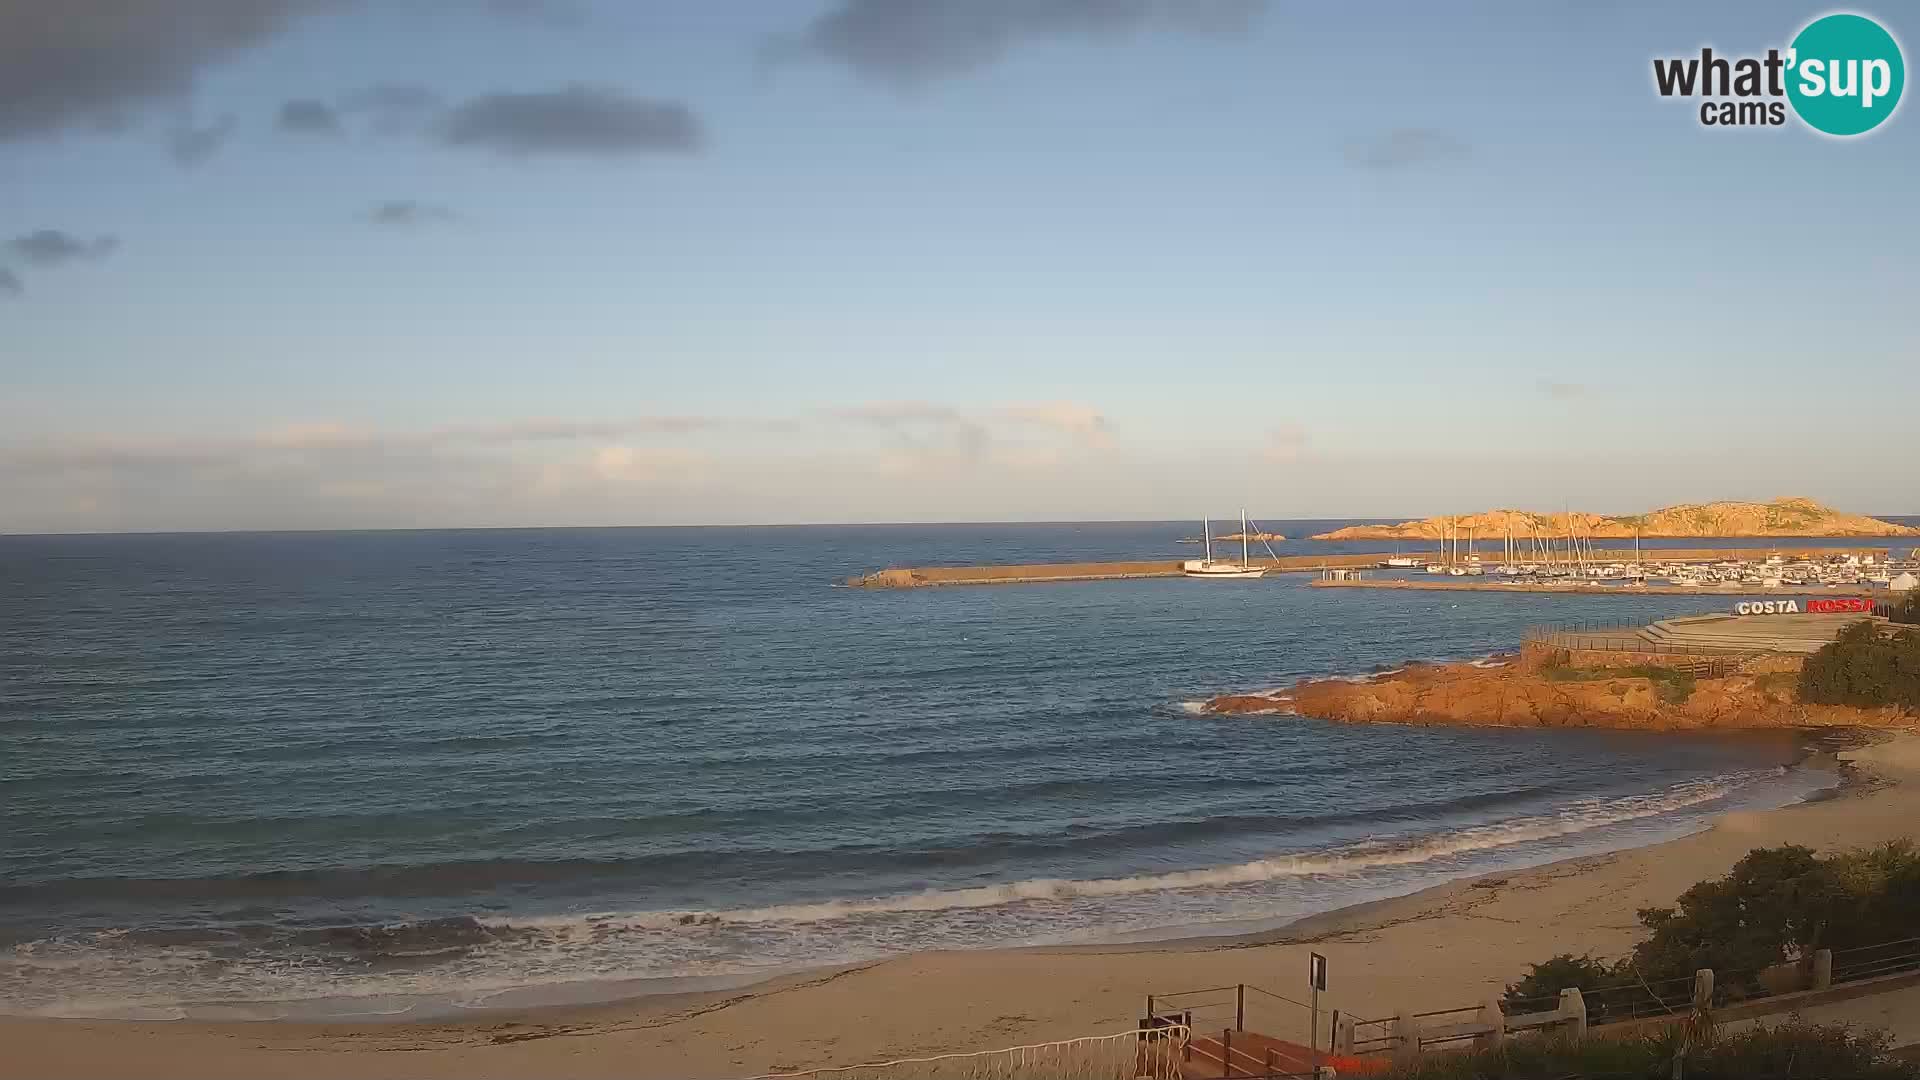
top-left (1183, 511), bottom-right (1267, 579)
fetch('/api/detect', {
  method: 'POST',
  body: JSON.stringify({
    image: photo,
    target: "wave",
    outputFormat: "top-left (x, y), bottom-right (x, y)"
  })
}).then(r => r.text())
top-left (2, 766), bottom-right (1809, 1018)
top-left (485, 769), bottom-right (1771, 934)
top-left (0, 784), bottom-right (1563, 910)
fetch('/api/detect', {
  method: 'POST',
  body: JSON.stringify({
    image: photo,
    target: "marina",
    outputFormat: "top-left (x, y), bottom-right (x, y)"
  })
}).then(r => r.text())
top-left (1309, 577), bottom-right (1904, 598)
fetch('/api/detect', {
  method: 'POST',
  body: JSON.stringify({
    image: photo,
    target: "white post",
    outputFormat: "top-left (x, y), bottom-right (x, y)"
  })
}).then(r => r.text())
top-left (1692, 968), bottom-right (1714, 1011)
top-left (1559, 988), bottom-right (1587, 1039)
top-left (1393, 1011), bottom-right (1419, 1065)
top-left (1477, 997), bottom-right (1506, 1049)
top-left (1813, 950), bottom-right (1833, 991)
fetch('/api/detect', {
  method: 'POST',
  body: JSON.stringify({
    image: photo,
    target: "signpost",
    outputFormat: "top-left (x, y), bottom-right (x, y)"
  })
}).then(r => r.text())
top-left (1734, 598), bottom-right (1873, 615)
top-left (1309, 952), bottom-right (1328, 1063)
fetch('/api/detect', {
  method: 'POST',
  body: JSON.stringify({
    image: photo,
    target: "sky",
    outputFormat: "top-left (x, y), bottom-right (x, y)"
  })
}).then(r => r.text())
top-left (2, 0), bottom-right (1916, 533)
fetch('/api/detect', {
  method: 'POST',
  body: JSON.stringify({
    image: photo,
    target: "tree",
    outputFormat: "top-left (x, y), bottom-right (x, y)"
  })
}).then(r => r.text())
top-left (1503, 954), bottom-right (1615, 1009)
top-left (1799, 622), bottom-right (1920, 708)
top-left (1631, 845), bottom-right (1830, 994)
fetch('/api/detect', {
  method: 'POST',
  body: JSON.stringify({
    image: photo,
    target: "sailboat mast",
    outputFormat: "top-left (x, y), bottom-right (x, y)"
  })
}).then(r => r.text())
top-left (1204, 518), bottom-right (1212, 564)
top-left (1241, 508), bottom-right (1250, 566)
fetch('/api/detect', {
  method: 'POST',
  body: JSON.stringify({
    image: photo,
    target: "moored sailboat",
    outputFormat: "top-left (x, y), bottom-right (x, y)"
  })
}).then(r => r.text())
top-left (1183, 510), bottom-right (1268, 579)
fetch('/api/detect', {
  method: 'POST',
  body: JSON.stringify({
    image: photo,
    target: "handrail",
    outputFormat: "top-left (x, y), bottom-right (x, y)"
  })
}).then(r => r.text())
top-left (1189, 1030), bottom-right (1315, 1079)
top-left (1243, 984), bottom-right (1314, 1010)
top-left (1831, 936), bottom-right (1920, 956)
top-left (1411, 1004), bottom-right (1483, 1020)
top-left (1158, 984), bottom-right (1243, 999)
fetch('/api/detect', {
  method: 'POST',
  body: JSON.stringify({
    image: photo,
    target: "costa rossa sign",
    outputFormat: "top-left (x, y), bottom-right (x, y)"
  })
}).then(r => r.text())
top-left (1735, 598), bottom-right (1874, 615)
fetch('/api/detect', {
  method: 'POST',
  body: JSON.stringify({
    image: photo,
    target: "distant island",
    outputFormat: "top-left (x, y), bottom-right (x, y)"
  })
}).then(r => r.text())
top-left (1311, 497), bottom-right (1919, 541)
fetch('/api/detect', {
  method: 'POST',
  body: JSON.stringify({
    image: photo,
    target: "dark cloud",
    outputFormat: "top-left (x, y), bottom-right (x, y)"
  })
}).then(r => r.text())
top-left (1343, 128), bottom-right (1470, 170)
top-left (340, 82), bottom-right (442, 114)
top-left (0, 0), bottom-right (336, 141)
top-left (363, 200), bottom-right (457, 226)
top-left (277, 98), bottom-right (342, 134)
top-left (0, 268), bottom-right (21, 298)
top-left (10, 230), bottom-right (119, 267)
top-left (167, 115), bottom-right (237, 165)
top-left (440, 86), bottom-right (701, 156)
top-left (765, 0), bottom-right (1265, 84)
top-left (0, 1), bottom-right (578, 144)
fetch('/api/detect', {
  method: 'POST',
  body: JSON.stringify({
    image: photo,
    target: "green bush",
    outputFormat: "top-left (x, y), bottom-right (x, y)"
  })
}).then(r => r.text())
top-left (1798, 622), bottom-right (1920, 707)
top-left (1375, 1021), bottom-right (1916, 1079)
top-left (1539, 663), bottom-right (1696, 704)
top-left (1894, 589), bottom-right (1920, 626)
top-left (1508, 844), bottom-right (1920, 1003)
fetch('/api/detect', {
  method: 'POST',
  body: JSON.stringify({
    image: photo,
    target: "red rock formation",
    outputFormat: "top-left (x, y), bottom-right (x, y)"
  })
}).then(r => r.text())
top-left (1207, 657), bottom-right (1916, 731)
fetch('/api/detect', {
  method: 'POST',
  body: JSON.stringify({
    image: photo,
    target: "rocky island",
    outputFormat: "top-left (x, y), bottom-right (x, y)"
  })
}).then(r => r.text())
top-left (1311, 497), bottom-right (1919, 541)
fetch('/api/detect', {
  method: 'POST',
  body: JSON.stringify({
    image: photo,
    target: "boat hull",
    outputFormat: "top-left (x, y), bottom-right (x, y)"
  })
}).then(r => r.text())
top-left (1182, 560), bottom-right (1267, 579)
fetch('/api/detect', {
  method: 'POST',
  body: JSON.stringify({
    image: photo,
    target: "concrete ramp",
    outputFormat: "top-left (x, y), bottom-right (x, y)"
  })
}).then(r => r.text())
top-left (1635, 612), bottom-right (1881, 655)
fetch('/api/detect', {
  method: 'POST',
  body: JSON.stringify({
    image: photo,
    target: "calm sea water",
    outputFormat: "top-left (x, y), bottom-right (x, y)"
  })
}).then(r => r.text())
top-left (3, 520), bottom-right (1910, 1019)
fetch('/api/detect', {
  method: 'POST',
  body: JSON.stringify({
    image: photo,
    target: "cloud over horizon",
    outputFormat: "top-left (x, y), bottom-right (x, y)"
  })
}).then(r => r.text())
top-left (0, 402), bottom-right (1119, 530)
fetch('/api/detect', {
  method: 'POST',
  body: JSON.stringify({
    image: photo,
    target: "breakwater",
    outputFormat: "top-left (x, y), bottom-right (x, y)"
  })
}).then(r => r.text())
top-left (843, 547), bottom-right (1892, 589)
top-left (844, 553), bottom-right (1386, 588)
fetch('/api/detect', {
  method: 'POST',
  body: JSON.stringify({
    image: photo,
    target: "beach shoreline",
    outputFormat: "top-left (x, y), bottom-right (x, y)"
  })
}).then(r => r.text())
top-left (8, 729), bottom-right (1916, 1079)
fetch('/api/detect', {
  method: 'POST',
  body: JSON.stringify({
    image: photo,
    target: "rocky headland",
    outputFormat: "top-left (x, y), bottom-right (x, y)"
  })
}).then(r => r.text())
top-left (1206, 654), bottom-right (1917, 732)
top-left (1311, 497), bottom-right (1920, 542)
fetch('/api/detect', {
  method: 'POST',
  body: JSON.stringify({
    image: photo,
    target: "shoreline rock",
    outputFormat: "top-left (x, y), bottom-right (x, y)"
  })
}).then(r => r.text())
top-left (1207, 655), bottom-right (1917, 732)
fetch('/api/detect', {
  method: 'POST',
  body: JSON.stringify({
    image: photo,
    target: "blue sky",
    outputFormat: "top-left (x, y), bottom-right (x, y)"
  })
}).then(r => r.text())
top-left (3, 1), bottom-right (1915, 532)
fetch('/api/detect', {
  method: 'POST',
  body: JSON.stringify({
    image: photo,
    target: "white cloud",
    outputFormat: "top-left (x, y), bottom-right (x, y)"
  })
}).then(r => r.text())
top-left (1260, 423), bottom-right (1308, 464)
top-left (0, 400), bottom-right (1123, 531)
top-left (994, 402), bottom-right (1113, 447)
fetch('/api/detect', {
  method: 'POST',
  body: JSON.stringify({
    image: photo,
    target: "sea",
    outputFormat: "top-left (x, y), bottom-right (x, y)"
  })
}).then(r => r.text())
top-left (3, 520), bottom-right (1914, 1020)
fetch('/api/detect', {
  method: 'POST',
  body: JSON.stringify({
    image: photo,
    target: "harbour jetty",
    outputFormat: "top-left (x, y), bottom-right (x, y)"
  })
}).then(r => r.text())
top-left (846, 553), bottom-right (1381, 588)
top-left (843, 547), bottom-right (1891, 589)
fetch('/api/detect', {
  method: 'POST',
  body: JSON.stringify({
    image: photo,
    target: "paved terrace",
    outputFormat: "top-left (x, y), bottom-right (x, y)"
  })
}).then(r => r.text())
top-left (1535, 612), bottom-right (1887, 657)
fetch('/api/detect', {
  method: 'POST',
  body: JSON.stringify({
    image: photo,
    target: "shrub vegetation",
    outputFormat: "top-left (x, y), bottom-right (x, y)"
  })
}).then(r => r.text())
top-left (1798, 622), bottom-right (1920, 708)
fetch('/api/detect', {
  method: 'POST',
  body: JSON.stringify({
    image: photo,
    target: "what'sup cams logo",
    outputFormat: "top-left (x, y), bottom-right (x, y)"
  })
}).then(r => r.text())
top-left (1653, 12), bottom-right (1904, 135)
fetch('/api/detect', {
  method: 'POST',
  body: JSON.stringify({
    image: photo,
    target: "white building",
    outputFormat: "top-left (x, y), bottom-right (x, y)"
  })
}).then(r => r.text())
top-left (1892, 571), bottom-right (1920, 592)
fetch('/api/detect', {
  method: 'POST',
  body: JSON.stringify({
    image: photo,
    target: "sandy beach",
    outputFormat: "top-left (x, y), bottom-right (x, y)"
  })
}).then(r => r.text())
top-left (7, 732), bottom-right (1917, 1079)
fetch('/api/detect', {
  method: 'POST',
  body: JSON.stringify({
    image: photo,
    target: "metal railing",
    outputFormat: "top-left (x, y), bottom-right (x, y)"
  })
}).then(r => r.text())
top-left (1832, 936), bottom-right (1920, 983)
top-left (1182, 1028), bottom-right (1317, 1079)
top-left (1575, 972), bottom-right (1697, 1021)
top-left (746, 1026), bottom-right (1191, 1080)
